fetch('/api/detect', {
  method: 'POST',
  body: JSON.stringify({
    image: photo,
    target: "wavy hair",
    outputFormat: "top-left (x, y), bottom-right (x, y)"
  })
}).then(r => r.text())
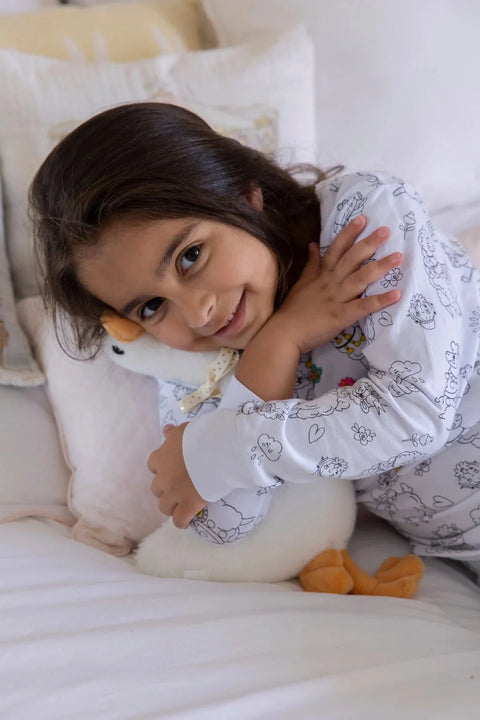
top-left (30, 102), bottom-right (332, 357)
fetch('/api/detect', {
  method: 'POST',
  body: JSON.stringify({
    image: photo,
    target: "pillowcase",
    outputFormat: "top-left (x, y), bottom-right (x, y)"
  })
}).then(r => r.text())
top-left (0, 24), bottom-right (315, 298)
top-left (0, 1), bottom-right (208, 60)
top-left (18, 296), bottom-right (165, 556)
top-left (0, 383), bottom-right (72, 524)
top-left (202, 0), bottom-right (480, 214)
top-left (0, 177), bottom-right (44, 385)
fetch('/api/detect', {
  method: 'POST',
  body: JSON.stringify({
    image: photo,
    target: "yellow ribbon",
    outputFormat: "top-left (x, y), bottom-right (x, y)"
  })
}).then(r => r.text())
top-left (177, 347), bottom-right (240, 413)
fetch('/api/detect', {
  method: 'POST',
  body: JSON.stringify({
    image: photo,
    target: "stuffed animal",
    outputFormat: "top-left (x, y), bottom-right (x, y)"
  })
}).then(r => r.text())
top-left (102, 311), bottom-right (424, 597)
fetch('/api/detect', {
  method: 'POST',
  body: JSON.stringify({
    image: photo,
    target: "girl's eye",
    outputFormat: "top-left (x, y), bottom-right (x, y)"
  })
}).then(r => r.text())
top-left (179, 244), bottom-right (201, 272)
top-left (140, 297), bottom-right (164, 320)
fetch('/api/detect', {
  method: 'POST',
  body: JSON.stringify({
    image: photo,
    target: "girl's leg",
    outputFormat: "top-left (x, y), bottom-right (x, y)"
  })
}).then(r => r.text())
top-left (189, 487), bottom-right (275, 544)
top-left (359, 420), bottom-right (480, 567)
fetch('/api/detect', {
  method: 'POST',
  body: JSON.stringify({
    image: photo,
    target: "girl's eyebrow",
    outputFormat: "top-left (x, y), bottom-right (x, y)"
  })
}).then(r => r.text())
top-left (156, 221), bottom-right (200, 276)
top-left (120, 221), bottom-right (200, 316)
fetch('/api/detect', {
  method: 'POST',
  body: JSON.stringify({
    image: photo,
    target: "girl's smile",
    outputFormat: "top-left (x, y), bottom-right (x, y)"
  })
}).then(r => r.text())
top-left (77, 216), bottom-right (278, 352)
top-left (213, 291), bottom-right (246, 338)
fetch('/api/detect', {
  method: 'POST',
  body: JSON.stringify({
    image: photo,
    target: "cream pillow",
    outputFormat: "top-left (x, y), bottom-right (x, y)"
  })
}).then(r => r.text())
top-left (0, 1), bottom-right (207, 60)
top-left (0, 25), bottom-right (316, 298)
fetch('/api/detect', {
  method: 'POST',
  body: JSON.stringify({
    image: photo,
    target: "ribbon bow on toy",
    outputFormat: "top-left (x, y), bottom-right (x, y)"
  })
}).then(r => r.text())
top-left (100, 310), bottom-right (239, 412)
top-left (178, 347), bottom-right (239, 413)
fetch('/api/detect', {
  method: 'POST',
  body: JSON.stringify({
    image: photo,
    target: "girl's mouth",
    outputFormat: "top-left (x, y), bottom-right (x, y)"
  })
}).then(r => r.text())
top-left (214, 292), bottom-right (246, 338)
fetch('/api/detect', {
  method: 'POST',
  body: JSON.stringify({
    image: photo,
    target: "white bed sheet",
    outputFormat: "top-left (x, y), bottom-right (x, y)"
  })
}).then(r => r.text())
top-left (1, 200), bottom-right (479, 719)
top-left (0, 515), bottom-right (478, 720)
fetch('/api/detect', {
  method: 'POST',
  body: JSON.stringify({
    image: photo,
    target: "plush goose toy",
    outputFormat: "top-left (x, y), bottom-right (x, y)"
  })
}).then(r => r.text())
top-left (102, 311), bottom-right (424, 597)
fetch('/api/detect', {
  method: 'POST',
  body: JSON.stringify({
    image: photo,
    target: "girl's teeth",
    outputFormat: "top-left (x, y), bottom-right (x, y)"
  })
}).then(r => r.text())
top-left (226, 304), bottom-right (239, 325)
top-left (222, 299), bottom-right (241, 330)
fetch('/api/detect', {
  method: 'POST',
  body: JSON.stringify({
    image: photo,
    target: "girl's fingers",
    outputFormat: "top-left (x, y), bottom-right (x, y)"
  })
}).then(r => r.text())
top-left (172, 511), bottom-right (190, 530)
top-left (333, 226), bottom-right (391, 280)
top-left (351, 290), bottom-right (401, 320)
top-left (322, 215), bottom-right (367, 270)
top-left (159, 495), bottom-right (178, 518)
top-left (355, 251), bottom-right (403, 287)
top-left (331, 288), bottom-right (401, 332)
top-left (147, 450), bottom-right (158, 475)
top-left (334, 250), bottom-right (403, 302)
top-left (173, 503), bottom-right (198, 530)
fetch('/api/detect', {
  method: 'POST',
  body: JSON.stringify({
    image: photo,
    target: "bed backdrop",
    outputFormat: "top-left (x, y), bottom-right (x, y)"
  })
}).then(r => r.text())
top-left (0, 1), bottom-right (479, 718)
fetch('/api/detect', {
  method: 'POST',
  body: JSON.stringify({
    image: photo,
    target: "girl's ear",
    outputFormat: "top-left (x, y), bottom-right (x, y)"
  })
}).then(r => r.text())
top-left (247, 185), bottom-right (264, 212)
top-left (101, 310), bottom-right (145, 342)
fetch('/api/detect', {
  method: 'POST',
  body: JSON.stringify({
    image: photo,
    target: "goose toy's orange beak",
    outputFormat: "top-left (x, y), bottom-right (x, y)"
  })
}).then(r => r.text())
top-left (100, 310), bottom-right (145, 342)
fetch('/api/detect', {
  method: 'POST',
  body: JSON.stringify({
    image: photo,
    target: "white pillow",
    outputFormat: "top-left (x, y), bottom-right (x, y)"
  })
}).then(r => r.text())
top-left (203, 0), bottom-right (480, 214)
top-left (18, 296), bottom-right (165, 556)
top-left (0, 25), bottom-right (316, 298)
top-left (0, 383), bottom-right (71, 524)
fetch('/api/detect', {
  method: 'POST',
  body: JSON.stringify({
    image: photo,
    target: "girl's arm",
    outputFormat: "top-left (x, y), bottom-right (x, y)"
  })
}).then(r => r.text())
top-left (235, 216), bottom-right (401, 401)
top-left (149, 214), bottom-right (402, 527)
top-left (151, 173), bottom-right (478, 527)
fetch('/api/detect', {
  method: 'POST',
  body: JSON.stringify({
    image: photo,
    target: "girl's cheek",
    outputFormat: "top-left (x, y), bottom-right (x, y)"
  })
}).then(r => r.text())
top-left (157, 324), bottom-right (194, 352)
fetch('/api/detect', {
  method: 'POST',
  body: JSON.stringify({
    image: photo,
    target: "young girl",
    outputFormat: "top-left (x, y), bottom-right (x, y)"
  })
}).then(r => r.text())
top-left (30, 102), bottom-right (480, 582)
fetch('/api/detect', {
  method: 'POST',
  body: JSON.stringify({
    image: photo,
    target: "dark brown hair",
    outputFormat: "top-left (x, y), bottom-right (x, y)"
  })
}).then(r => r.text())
top-left (30, 102), bottom-right (329, 357)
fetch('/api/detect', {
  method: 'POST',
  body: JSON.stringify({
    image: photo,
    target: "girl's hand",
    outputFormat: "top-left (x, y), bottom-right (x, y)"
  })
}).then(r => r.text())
top-left (234, 216), bottom-right (402, 401)
top-left (148, 423), bottom-right (206, 529)
top-left (274, 216), bottom-right (402, 354)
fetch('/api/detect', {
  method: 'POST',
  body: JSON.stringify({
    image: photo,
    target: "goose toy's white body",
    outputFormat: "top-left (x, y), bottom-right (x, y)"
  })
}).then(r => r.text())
top-left (136, 481), bottom-right (355, 583)
top-left (103, 329), bottom-right (356, 583)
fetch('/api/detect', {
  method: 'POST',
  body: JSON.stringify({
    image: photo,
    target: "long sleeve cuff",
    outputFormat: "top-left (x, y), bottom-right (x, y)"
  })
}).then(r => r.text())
top-left (218, 374), bottom-right (263, 409)
top-left (183, 409), bottom-right (255, 502)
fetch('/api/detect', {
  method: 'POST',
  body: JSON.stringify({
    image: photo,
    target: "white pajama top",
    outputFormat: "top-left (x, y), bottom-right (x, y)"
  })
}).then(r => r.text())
top-left (179, 172), bottom-right (480, 560)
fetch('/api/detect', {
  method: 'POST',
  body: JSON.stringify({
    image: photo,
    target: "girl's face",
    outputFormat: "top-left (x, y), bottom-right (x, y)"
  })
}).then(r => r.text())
top-left (77, 216), bottom-right (278, 352)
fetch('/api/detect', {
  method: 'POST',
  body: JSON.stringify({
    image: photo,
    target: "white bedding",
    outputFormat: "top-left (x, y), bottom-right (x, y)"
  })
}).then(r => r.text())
top-left (0, 515), bottom-right (478, 720)
top-left (2, 171), bottom-right (479, 720)
top-left (0, 4), bottom-right (479, 718)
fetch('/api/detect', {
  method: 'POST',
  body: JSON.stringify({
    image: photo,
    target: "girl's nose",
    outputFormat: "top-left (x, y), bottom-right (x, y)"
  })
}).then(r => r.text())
top-left (181, 290), bottom-right (215, 329)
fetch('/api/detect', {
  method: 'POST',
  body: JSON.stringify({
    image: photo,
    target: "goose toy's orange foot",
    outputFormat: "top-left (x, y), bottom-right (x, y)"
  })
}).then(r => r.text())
top-left (298, 549), bottom-right (355, 595)
top-left (299, 549), bottom-right (424, 599)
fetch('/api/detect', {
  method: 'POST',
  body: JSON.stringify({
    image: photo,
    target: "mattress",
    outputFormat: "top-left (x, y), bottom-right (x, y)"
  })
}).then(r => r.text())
top-left (1, 204), bottom-right (479, 719)
top-left (0, 513), bottom-right (478, 720)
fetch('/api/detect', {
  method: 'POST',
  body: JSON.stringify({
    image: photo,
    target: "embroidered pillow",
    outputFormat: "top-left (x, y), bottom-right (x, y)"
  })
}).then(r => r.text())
top-left (0, 25), bottom-right (315, 298)
top-left (0, 178), bottom-right (43, 386)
